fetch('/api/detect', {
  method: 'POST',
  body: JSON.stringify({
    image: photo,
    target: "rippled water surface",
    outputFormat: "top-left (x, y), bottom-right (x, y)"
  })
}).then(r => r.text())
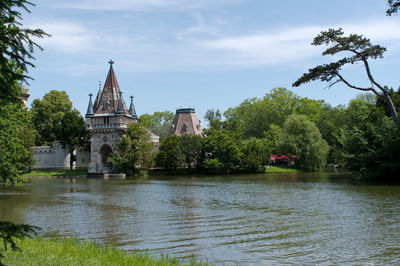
top-left (1, 173), bottom-right (400, 264)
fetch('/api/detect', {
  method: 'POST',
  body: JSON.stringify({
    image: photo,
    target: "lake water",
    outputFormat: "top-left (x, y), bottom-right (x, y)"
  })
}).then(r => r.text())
top-left (1, 172), bottom-right (400, 264)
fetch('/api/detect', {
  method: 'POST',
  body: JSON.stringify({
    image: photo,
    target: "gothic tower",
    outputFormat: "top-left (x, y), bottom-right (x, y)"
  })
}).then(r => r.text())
top-left (85, 60), bottom-right (138, 175)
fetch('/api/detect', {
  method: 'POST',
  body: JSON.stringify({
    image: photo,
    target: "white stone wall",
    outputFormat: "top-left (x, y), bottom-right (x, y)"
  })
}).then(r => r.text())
top-left (76, 148), bottom-right (90, 168)
top-left (32, 142), bottom-right (71, 170)
top-left (32, 142), bottom-right (90, 170)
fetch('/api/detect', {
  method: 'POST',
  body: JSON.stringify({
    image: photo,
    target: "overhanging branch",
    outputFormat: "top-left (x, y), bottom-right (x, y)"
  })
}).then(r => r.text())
top-left (334, 72), bottom-right (379, 96)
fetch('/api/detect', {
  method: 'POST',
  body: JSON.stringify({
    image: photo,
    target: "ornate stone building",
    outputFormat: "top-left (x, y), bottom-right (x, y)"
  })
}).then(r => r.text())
top-left (85, 61), bottom-right (159, 175)
top-left (168, 108), bottom-right (203, 136)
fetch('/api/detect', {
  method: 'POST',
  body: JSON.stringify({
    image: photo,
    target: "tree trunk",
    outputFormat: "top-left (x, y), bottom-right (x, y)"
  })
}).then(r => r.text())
top-left (69, 150), bottom-right (75, 170)
top-left (383, 91), bottom-right (399, 125)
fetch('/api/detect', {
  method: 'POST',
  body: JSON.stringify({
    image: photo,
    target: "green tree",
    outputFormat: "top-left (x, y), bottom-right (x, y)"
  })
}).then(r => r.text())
top-left (204, 109), bottom-right (223, 130)
top-left (155, 135), bottom-right (184, 169)
top-left (387, 0), bottom-right (400, 15)
top-left (139, 111), bottom-right (174, 140)
top-left (0, 0), bottom-right (49, 102)
top-left (60, 110), bottom-right (86, 169)
top-left (376, 87), bottom-right (400, 119)
top-left (240, 138), bottom-right (271, 171)
top-left (180, 134), bottom-right (203, 169)
top-left (316, 104), bottom-right (347, 166)
top-left (0, 100), bottom-right (35, 185)
top-left (342, 98), bottom-right (400, 178)
top-left (223, 88), bottom-right (323, 139)
top-left (293, 28), bottom-right (399, 125)
top-left (31, 90), bottom-right (87, 169)
top-left (112, 123), bottom-right (153, 175)
top-left (277, 114), bottom-right (329, 170)
top-left (202, 130), bottom-right (242, 171)
top-left (31, 90), bottom-right (74, 145)
top-left (263, 124), bottom-right (283, 154)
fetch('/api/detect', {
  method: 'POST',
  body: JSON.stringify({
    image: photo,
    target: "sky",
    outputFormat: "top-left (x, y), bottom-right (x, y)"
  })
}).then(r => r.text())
top-left (22, 0), bottom-right (400, 123)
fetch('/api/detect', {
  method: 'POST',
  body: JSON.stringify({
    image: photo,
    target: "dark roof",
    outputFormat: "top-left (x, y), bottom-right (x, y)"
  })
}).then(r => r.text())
top-left (94, 63), bottom-right (130, 115)
top-left (176, 108), bottom-right (195, 114)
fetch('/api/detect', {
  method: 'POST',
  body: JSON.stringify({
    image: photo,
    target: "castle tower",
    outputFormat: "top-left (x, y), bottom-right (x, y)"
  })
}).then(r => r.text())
top-left (168, 108), bottom-right (203, 136)
top-left (85, 60), bottom-right (138, 175)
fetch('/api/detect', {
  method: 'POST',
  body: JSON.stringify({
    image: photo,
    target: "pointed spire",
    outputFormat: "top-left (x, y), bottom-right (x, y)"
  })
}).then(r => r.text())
top-left (116, 91), bottom-right (124, 114)
top-left (86, 93), bottom-right (94, 116)
top-left (94, 61), bottom-right (132, 115)
top-left (93, 81), bottom-right (101, 111)
top-left (103, 62), bottom-right (120, 92)
top-left (129, 96), bottom-right (137, 118)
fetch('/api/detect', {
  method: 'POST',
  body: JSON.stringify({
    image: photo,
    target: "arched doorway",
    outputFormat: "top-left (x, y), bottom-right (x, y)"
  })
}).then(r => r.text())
top-left (100, 144), bottom-right (113, 172)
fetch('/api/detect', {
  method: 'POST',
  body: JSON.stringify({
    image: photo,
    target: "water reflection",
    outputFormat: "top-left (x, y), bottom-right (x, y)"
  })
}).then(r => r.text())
top-left (1, 173), bottom-right (400, 264)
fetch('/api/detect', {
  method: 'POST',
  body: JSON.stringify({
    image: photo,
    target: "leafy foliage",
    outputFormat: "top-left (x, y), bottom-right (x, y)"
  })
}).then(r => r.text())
top-left (60, 110), bottom-right (86, 169)
top-left (277, 114), bottom-right (329, 171)
top-left (387, 0), bottom-right (400, 15)
top-left (240, 138), bottom-right (271, 170)
top-left (0, 0), bottom-right (49, 102)
top-left (155, 135), bottom-right (184, 169)
top-left (156, 134), bottom-right (204, 170)
top-left (316, 104), bottom-right (347, 166)
top-left (180, 134), bottom-right (203, 169)
top-left (376, 87), bottom-right (400, 118)
top-left (220, 87), bottom-right (324, 139)
top-left (0, 221), bottom-right (39, 265)
top-left (293, 28), bottom-right (398, 124)
top-left (139, 111), bottom-right (174, 140)
top-left (342, 99), bottom-right (400, 178)
top-left (202, 130), bottom-right (242, 171)
top-left (112, 123), bottom-right (154, 175)
top-left (30, 90), bottom-right (87, 168)
top-left (31, 90), bottom-right (73, 145)
top-left (0, 100), bottom-right (35, 184)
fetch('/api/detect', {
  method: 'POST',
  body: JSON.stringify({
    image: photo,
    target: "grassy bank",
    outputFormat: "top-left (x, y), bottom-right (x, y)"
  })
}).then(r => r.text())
top-left (22, 169), bottom-right (88, 178)
top-left (264, 166), bottom-right (299, 173)
top-left (1, 238), bottom-right (207, 266)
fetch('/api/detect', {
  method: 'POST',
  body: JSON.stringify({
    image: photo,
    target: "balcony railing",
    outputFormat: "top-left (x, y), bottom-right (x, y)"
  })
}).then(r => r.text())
top-left (86, 123), bottom-right (128, 130)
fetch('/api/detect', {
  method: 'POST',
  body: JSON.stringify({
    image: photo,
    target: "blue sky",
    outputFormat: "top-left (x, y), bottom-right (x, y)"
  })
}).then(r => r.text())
top-left (23, 0), bottom-right (400, 123)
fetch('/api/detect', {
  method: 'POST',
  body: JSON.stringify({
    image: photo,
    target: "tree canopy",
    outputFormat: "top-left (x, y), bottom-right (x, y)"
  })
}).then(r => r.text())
top-left (387, 0), bottom-right (400, 15)
top-left (277, 114), bottom-right (329, 171)
top-left (217, 87), bottom-right (324, 139)
top-left (139, 111), bottom-right (174, 140)
top-left (0, 0), bottom-right (49, 102)
top-left (112, 123), bottom-right (154, 175)
top-left (0, 100), bottom-right (35, 184)
top-left (31, 90), bottom-right (75, 145)
top-left (293, 28), bottom-right (398, 124)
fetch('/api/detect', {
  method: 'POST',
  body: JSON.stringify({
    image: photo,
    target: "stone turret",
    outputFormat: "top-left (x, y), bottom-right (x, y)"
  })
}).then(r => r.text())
top-left (85, 60), bottom-right (139, 176)
top-left (169, 108), bottom-right (203, 136)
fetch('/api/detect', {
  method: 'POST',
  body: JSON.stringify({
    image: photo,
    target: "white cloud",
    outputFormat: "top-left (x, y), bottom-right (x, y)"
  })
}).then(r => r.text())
top-left (195, 18), bottom-right (400, 67)
top-left (47, 0), bottom-right (243, 12)
top-left (30, 17), bottom-right (400, 71)
top-left (31, 22), bottom-right (96, 53)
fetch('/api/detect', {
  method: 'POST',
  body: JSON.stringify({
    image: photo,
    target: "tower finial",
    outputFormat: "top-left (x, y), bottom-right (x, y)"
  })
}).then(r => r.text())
top-left (86, 93), bottom-right (94, 116)
top-left (108, 59), bottom-right (114, 68)
top-left (116, 90), bottom-right (124, 114)
top-left (129, 95), bottom-right (137, 118)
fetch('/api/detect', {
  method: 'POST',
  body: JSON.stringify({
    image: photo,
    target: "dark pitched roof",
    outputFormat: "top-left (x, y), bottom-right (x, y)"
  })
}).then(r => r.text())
top-left (94, 63), bottom-right (129, 115)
